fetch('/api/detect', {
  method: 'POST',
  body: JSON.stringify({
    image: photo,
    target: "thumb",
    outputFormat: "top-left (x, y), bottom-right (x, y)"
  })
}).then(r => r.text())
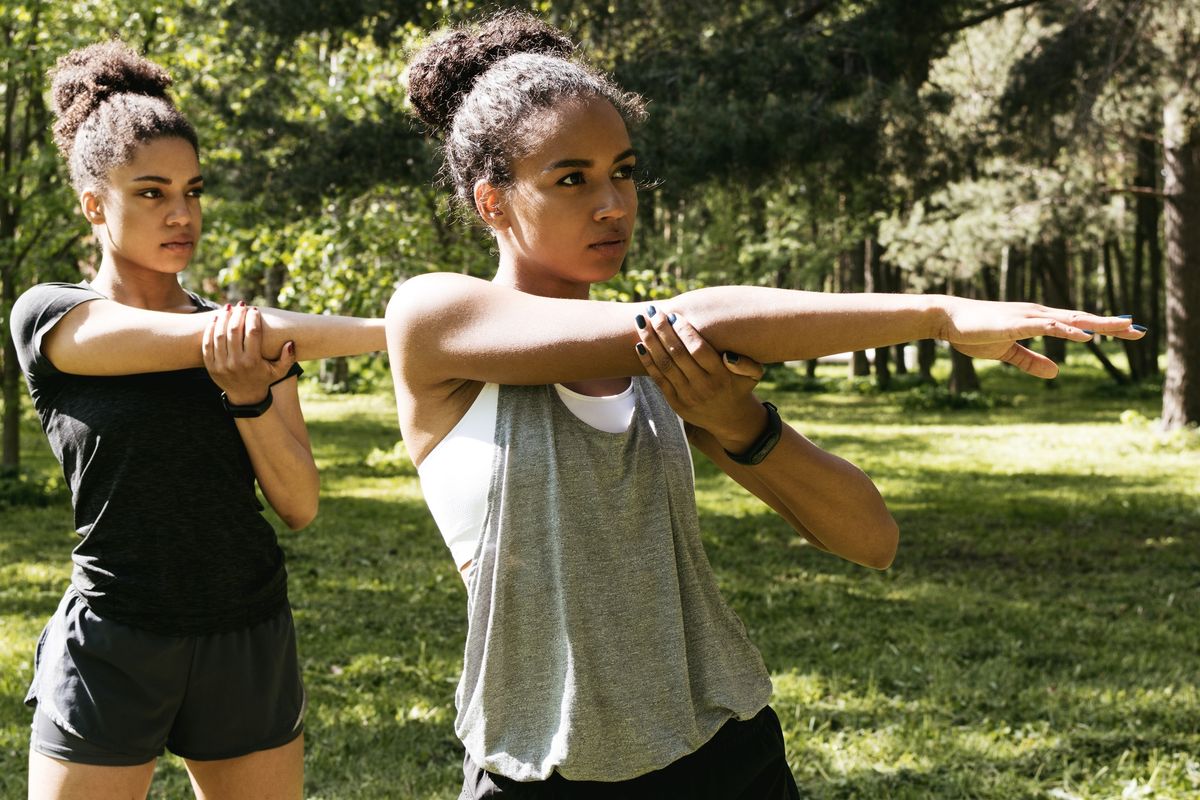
top-left (723, 351), bottom-right (764, 381)
top-left (274, 340), bottom-right (299, 376)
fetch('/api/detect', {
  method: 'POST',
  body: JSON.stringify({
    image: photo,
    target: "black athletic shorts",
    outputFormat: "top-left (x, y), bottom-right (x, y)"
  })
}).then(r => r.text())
top-left (26, 586), bottom-right (306, 766)
top-left (460, 705), bottom-right (802, 799)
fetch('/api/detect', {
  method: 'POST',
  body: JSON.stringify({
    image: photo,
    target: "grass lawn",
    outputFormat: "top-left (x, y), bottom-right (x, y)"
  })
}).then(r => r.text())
top-left (1, 348), bottom-right (1197, 798)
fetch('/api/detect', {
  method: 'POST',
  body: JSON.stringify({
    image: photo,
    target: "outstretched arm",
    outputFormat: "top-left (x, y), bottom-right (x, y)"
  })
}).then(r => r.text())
top-left (44, 298), bottom-right (385, 377)
top-left (635, 311), bottom-right (897, 570)
top-left (387, 271), bottom-right (1144, 389)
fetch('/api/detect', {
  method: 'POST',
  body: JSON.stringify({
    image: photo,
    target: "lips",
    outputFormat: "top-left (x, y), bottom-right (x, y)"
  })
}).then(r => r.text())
top-left (162, 238), bottom-right (193, 250)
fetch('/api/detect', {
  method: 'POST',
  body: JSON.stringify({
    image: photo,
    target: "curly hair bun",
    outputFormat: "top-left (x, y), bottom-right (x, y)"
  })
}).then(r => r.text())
top-left (407, 10), bottom-right (575, 133)
top-left (49, 40), bottom-right (174, 158)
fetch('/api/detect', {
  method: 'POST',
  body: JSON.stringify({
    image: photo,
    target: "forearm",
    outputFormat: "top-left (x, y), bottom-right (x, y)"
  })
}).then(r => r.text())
top-left (233, 397), bottom-right (319, 531)
top-left (665, 287), bottom-right (942, 365)
top-left (47, 301), bottom-right (385, 376)
top-left (695, 412), bottom-right (898, 570)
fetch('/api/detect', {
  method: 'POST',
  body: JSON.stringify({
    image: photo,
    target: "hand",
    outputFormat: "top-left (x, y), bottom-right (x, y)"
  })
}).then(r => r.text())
top-left (202, 302), bottom-right (298, 406)
top-left (634, 307), bottom-right (767, 451)
top-left (939, 298), bottom-right (1146, 379)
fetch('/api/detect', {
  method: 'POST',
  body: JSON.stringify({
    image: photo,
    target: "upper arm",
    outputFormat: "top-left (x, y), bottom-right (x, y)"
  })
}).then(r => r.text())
top-left (42, 299), bottom-right (210, 376)
top-left (386, 272), bottom-right (646, 388)
top-left (267, 376), bottom-right (312, 454)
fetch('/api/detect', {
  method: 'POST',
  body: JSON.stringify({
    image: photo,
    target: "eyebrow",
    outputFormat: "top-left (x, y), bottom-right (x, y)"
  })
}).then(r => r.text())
top-left (130, 175), bottom-right (205, 184)
top-left (545, 148), bottom-right (637, 171)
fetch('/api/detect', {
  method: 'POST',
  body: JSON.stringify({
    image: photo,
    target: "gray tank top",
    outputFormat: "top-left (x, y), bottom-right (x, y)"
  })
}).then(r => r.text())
top-left (455, 378), bottom-right (772, 782)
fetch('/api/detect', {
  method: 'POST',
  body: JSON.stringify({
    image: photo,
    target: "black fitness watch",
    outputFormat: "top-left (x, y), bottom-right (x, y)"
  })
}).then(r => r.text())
top-left (221, 389), bottom-right (273, 418)
top-left (724, 401), bottom-right (782, 466)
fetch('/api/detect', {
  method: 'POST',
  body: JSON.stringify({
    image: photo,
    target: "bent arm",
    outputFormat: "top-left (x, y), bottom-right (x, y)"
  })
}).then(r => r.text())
top-left (45, 299), bottom-right (385, 376)
top-left (235, 377), bottom-right (319, 531)
top-left (690, 422), bottom-right (898, 570)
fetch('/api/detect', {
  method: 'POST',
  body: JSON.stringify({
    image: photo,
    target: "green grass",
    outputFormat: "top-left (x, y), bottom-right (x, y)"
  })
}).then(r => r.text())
top-left (2, 348), bottom-right (1198, 798)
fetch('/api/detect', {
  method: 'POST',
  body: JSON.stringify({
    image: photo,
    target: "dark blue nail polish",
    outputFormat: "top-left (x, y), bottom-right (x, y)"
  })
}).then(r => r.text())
top-left (635, 314), bottom-right (646, 330)
top-left (1082, 330), bottom-right (1094, 335)
top-left (647, 305), bottom-right (657, 317)
top-left (725, 351), bottom-right (740, 363)
top-left (1132, 324), bottom-right (1148, 333)
top-left (668, 313), bottom-right (677, 325)
top-left (636, 342), bottom-right (647, 356)
top-left (1117, 314), bottom-right (1133, 319)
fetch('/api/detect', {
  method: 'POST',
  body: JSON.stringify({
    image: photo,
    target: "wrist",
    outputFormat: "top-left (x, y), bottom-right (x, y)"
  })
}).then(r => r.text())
top-left (919, 294), bottom-right (951, 341)
top-left (221, 387), bottom-right (273, 418)
top-left (722, 401), bottom-right (782, 466)
top-left (710, 398), bottom-right (770, 454)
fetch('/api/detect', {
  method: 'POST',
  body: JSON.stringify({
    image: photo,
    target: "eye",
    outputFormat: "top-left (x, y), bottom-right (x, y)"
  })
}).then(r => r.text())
top-left (614, 163), bottom-right (636, 180)
top-left (558, 172), bottom-right (585, 186)
top-left (188, 187), bottom-right (204, 198)
top-left (137, 188), bottom-right (163, 199)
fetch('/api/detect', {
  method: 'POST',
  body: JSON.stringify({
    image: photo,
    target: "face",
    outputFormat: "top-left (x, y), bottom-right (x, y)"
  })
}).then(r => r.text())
top-left (483, 96), bottom-right (637, 298)
top-left (85, 136), bottom-right (203, 278)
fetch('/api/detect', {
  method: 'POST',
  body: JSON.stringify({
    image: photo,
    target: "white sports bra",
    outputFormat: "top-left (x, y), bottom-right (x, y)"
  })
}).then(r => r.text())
top-left (417, 381), bottom-right (690, 569)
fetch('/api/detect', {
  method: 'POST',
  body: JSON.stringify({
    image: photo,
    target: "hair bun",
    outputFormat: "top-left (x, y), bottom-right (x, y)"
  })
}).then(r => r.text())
top-left (49, 40), bottom-right (174, 157)
top-left (407, 10), bottom-right (574, 133)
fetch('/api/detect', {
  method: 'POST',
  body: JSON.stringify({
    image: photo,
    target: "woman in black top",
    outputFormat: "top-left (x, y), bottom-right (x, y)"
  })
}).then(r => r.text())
top-left (14, 42), bottom-right (382, 799)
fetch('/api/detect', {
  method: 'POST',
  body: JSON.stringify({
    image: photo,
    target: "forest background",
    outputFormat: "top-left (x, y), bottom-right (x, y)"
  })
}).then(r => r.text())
top-left (4, 0), bottom-right (1200, 469)
top-left (1, 1), bottom-right (1199, 798)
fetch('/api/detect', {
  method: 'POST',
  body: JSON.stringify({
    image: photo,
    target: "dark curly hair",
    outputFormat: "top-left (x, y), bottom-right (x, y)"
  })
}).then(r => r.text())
top-left (406, 10), bottom-right (646, 218)
top-left (48, 41), bottom-right (199, 193)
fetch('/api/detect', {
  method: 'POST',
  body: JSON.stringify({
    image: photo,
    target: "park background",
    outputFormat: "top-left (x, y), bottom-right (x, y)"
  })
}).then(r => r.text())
top-left (1, 0), bottom-right (1198, 797)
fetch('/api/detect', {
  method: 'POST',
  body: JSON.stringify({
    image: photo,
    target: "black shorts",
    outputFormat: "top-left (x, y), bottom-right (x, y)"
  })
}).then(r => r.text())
top-left (26, 586), bottom-right (306, 766)
top-left (460, 705), bottom-right (801, 799)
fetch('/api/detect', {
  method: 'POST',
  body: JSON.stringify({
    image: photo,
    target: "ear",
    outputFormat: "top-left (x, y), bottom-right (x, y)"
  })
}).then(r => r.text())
top-left (473, 179), bottom-right (508, 232)
top-left (81, 191), bottom-right (105, 225)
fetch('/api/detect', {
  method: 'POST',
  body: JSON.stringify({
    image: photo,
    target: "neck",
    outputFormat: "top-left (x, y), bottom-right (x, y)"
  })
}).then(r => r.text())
top-left (91, 255), bottom-right (191, 311)
top-left (492, 253), bottom-right (592, 301)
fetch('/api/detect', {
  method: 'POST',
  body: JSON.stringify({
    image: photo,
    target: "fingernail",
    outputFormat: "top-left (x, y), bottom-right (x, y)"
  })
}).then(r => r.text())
top-left (1117, 314), bottom-right (1133, 319)
top-left (635, 342), bottom-right (647, 356)
top-left (1082, 330), bottom-right (1094, 335)
top-left (1132, 324), bottom-right (1148, 333)
top-left (635, 314), bottom-right (646, 330)
top-left (724, 351), bottom-right (740, 363)
top-left (668, 313), bottom-right (677, 325)
top-left (237, 300), bottom-right (245, 307)
top-left (287, 342), bottom-right (295, 355)
top-left (225, 303), bottom-right (231, 310)
top-left (647, 305), bottom-right (657, 317)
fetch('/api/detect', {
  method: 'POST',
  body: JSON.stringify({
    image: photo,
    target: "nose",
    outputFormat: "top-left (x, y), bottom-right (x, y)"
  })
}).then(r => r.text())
top-left (594, 180), bottom-right (629, 222)
top-left (166, 194), bottom-right (193, 226)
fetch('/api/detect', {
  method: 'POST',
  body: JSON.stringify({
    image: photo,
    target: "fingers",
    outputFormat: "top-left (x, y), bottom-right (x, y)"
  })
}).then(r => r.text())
top-left (1031, 307), bottom-right (1148, 341)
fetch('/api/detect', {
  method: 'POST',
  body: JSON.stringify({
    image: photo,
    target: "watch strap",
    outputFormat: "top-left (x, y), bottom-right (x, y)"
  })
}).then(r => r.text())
top-left (221, 389), bottom-right (274, 418)
top-left (724, 401), bottom-right (782, 466)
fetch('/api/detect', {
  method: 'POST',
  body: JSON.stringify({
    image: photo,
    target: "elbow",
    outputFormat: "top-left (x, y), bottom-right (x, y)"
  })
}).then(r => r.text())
top-left (282, 496), bottom-right (319, 532)
top-left (860, 516), bottom-right (899, 570)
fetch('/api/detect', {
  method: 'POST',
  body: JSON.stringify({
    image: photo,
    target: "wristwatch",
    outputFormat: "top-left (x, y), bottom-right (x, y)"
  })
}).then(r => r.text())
top-left (221, 389), bottom-right (273, 418)
top-left (724, 401), bottom-right (782, 466)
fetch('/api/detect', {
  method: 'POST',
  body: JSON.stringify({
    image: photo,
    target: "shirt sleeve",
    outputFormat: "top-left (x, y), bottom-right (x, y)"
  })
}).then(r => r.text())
top-left (10, 282), bottom-right (104, 382)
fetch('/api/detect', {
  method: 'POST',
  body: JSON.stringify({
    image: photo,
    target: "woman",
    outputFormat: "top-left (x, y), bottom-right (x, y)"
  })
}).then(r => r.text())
top-left (384, 11), bottom-right (1144, 798)
top-left (13, 42), bottom-right (383, 799)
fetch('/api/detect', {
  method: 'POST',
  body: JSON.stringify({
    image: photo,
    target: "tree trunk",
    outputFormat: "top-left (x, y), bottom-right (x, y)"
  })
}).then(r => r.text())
top-left (1161, 100), bottom-right (1200, 429)
top-left (948, 347), bottom-right (980, 394)
top-left (848, 240), bottom-right (870, 377)
top-left (2, 264), bottom-right (19, 474)
top-left (1136, 129), bottom-right (1163, 377)
top-left (917, 338), bottom-right (937, 384)
top-left (1037, 239), bottom-right (1071, 364)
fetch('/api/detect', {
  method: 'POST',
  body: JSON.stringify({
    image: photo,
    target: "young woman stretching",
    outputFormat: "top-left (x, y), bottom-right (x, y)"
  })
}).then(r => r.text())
top-left (13, 42), bottom-right (382, 799)
top-left (384, 12), bottom-right (1145, 798)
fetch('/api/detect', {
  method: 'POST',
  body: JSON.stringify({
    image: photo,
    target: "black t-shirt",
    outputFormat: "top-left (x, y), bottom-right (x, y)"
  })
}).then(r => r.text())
top-left (11, 282), bottom-right (288, 635)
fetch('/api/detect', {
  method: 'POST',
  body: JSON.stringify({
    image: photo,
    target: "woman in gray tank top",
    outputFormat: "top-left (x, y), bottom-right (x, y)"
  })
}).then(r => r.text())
top-left (385, 12), bottom-right (1146, 798)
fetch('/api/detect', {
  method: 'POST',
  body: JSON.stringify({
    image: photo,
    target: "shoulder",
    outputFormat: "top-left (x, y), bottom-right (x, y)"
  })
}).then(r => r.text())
top-left (11, 282), bottom-right (101, 343)
top-left (386, 272), bottom-right (493, 328)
